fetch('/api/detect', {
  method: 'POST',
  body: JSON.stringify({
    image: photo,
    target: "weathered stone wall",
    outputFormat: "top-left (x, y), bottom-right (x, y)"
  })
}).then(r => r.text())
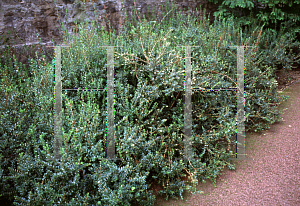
top-left (0, 0), bottom-right (222, 67)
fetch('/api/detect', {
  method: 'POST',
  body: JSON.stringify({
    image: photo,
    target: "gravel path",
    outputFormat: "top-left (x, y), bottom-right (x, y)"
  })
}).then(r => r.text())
top-left (155, 79), bottom-right (300, 205)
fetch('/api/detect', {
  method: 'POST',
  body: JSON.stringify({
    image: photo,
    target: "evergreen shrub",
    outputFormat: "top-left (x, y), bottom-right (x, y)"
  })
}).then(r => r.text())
top-left (0, 0), bottom-right (296, 205)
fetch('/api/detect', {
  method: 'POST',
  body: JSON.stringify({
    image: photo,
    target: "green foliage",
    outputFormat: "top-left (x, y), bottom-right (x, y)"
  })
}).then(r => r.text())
top-left (207, 0), bottom-right (300, 45)
top-left (0, 0), bottom-right (294, 205)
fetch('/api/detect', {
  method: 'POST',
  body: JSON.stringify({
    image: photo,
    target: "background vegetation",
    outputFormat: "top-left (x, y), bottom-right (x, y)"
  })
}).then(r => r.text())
top-left (208, 0), bottom-right (300, 40)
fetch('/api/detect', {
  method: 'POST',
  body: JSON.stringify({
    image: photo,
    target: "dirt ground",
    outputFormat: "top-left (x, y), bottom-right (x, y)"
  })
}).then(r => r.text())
top-left (275, 63), bottom-right (300, 92)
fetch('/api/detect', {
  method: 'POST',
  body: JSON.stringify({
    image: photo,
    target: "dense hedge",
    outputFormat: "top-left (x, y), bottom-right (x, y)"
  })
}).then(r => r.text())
top-left (1, 0), bottom-right (298, 205)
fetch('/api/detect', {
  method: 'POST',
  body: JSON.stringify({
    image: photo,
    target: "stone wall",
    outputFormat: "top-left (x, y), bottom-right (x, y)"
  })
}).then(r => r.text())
top-left (0, 0), bottom-right (222, 67)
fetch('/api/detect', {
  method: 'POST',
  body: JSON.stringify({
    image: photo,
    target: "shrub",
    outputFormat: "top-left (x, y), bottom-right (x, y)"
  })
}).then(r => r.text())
top-left (0, 0), bottom-right (295, 205)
